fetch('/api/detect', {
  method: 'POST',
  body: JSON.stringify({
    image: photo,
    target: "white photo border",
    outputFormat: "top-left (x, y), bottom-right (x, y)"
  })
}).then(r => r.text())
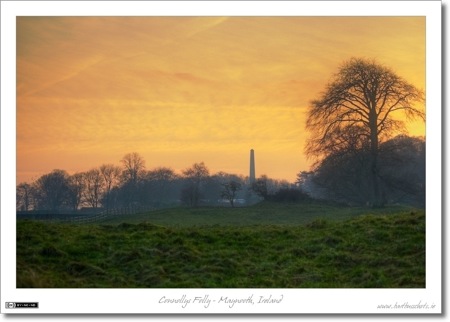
top-left (1, 0), bottom-right (442, 315)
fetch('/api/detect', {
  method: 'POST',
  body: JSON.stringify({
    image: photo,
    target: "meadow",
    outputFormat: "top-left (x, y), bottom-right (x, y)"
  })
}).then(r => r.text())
top-left (16, 202), bottom-right (425, 288)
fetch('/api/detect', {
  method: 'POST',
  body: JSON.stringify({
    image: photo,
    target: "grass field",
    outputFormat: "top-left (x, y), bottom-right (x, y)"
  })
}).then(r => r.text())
top-left (99, 202), bottom-right (417, 226)
top-left (16, 202), bottom-right (425, 288)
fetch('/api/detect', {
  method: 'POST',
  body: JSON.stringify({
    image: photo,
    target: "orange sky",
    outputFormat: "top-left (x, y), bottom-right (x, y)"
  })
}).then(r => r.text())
top-left (16, 16), bottom-right (425, 184)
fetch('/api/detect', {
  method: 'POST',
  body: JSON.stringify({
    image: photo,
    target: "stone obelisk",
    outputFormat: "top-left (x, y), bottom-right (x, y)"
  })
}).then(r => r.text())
top-left (249, 149), bottom-right (256, 184)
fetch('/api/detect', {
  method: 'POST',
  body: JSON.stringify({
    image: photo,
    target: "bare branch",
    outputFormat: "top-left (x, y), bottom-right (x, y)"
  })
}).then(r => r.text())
top-left (305, 57), bottom-right (425, 162)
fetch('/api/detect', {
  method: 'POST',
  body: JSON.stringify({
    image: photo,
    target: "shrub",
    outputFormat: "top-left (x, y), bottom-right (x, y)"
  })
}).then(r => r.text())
top-left (269, 188), bottom-right (312, 203)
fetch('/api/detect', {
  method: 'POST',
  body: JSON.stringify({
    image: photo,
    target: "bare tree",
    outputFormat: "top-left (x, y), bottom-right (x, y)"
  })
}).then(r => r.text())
top-left (306, 58), bottom-right (424, 207)
top-left (181, 162), bottom-right (210, 207)
top-left (68, 172), bottom-right (85, 210)
top-left (82, 168), bottom-right (104, 209)
top-left (99, 164), bottom-right (121, 210)
top-left (120, 152), bottom-right (146, 184)
top-left (252, 175), bottom-right (269, 200)
top-left (221, 180), bottom-right (242, 207)
top-left (145, 167), bottom-right (177, 206)
top-left (33, 169), bottom-right (71, 211)
top-left (16, 182), bottom-right (34, 211)
top-left (119, 153), bottom-right (146, 206)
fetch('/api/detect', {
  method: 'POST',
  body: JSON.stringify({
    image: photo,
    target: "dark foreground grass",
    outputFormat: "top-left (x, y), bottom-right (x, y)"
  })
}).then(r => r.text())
top-left (17, 208), bottom-right (425, 288)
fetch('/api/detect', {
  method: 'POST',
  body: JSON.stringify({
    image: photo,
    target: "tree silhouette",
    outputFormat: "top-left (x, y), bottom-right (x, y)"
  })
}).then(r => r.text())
top-left (99, 164), bottom-right (121, 210)
top-left (68, 172), bottom-right (85, 210)
top-left (378, 135), bottom-right (425, 206)
top-left (16, 182), bottom-right (34, 211)
top-left (252, 175), bottom-right (269, 200)
top-left (306, 58), bottom-right (424, 207)
top-left (33, 169), bottom-right (71, 211)
top-left (120, 152), bottom-right (146, 185)
top-left (82, 168), bottom-right (104, 208)
top-left (221, 180), bottom-right (242, 207)
top-left (181, 162), bottom-right (210, 207)
top-left (309, 135), bottom-right (425, 206)
top-left (145, 167), bottom-right (178, 206)
top-left (120, 152), bottom-right (146, 205)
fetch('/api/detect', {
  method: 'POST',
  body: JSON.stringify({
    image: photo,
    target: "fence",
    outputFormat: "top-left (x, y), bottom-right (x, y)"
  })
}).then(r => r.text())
top-left (17, 205), bottom-right (156, 224)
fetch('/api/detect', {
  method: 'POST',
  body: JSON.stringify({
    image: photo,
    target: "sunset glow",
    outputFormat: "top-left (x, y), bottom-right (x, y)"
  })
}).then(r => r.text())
top-left (17, 16), bottom-right (425, 183)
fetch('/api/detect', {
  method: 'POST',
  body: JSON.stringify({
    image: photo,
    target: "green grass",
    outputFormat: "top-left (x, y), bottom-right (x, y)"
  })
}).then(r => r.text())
top-left (16, 203), bottom-right (425, 288)
top-left (98, 202), bottom-right (417, 226)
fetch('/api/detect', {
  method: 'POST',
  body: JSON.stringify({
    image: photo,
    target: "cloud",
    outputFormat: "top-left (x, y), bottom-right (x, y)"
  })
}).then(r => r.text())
top-left (16, 16), bottom-right (425, 183)
top-left (184, 17), bottom-right (229, 38)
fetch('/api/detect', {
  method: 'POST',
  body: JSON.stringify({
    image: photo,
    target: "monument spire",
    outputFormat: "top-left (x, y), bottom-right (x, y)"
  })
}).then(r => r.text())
top-left (249, 149), bottom-right (255, 184)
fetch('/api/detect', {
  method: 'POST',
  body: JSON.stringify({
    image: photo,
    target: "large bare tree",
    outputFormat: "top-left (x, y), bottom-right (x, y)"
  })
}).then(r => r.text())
top-left (306, 58), bottom-right (424, 206)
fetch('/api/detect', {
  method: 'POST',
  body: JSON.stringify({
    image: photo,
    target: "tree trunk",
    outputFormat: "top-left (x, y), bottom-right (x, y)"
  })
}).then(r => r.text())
top-left (369, 112), bottom-right (382, 207)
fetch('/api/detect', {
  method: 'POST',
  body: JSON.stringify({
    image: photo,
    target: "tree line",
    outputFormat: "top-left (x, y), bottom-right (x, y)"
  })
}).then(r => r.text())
top-left (16, 152), bottom-right (299, 213)
top-left (298, 134), bottom-right (425, 207)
